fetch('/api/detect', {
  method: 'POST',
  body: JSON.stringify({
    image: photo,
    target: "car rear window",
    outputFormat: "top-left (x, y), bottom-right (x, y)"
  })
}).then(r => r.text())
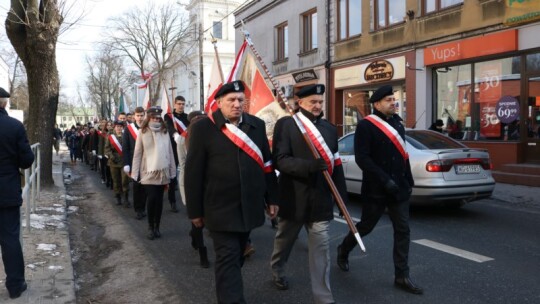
top-left (406, 130), bottom-right (466, 150)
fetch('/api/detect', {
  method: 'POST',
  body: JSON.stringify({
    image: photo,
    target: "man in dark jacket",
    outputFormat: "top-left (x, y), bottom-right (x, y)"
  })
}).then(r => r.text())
top-left (164, 95), bottom-right (189, 213)
top-left (336, 85), bottom-right (423, 295)
top-left (185, 80), bottom-right (279, 304)
top-left (123, 107), bottom-right (147, 219)
top-left (0, 87), bottom-right (34, 299)
top-left (270, 84), bottom-right (348, 304)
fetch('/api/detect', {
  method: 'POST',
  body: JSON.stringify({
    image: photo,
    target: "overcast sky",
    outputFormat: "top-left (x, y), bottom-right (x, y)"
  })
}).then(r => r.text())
top-left (0, 0), bottom-right (173, 100)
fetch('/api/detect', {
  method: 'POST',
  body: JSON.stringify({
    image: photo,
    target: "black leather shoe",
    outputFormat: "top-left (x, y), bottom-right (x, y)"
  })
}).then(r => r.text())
top-left (337, 245), bottom-right (350, 272)
top-left (154, 228), bottom-right (161, 238)
top-left (9, 281), bottom-right (27, 299)
top-left (136, 212), bottom-right (144, 220)
top-left (394, 277), bottom-right (423, 295)
top-left (273, 277), bottom-right (289, 290)
top-left (147, 228), bottom-right (155, 240)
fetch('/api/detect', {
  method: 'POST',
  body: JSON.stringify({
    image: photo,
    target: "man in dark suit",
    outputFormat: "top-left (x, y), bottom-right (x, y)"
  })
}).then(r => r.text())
top-left (0, 87), bottom-right (34, 299)
top-left (270, 84), bottom-right (348, 304)
top-left (164, 95), bottom-right (189, 213)
top-left (185, 81), bottom-right (279, 304)
top-left (123, 106), bottom-right (147, 219)
top-left (336, 85), bottom-right (423, 295)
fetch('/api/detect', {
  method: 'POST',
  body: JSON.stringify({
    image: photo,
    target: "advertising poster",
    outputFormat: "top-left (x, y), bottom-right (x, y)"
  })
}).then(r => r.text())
top-left (478, 62), bottom-right (502, 137)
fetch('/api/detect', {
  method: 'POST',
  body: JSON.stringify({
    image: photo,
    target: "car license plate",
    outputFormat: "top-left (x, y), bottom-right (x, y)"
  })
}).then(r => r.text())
top-left (455, 164), bottom-right (481, 174)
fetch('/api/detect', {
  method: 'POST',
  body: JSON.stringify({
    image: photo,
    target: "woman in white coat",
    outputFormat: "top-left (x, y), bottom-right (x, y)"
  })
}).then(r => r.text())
top-left (131, 107), bottom-right (177, 240)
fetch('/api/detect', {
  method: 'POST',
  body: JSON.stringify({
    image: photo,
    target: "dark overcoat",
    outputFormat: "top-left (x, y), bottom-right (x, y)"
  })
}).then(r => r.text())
top-left (122, 122), bottom-right (140, 168)
top-left (272, 108), bottom-right (349, 222)
top-left (164, 111), bottom-right (189, 166)
top-left (355, 109), bottom-right (414, 202)
top-left (185, 109), bottom-right (278, 232)
top-left (0, 108), bottom-right (34, 207)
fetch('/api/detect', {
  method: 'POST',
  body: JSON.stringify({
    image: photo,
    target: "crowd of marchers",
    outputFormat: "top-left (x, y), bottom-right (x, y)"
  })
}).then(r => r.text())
top-left (46, 82), bottom-right (424, 304)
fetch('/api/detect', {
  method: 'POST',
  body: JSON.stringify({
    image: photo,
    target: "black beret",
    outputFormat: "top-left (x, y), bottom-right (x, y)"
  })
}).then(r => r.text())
top-left (0, 87), bottom-right (10, 98)
top-left (146, 106), bottom-right (163, 116)
top-left (435, 119), bottom-right (444, 127)
top-left (215, 80), bottom-right (245, 99)
top-left (369, 85), bottom-right (394, 103)
top-left (187, 110), bottom-right (206, 122)
top-left (113, 120), bottom-right (125, 126)
top-left (295, 84), bottom-right (325, 99)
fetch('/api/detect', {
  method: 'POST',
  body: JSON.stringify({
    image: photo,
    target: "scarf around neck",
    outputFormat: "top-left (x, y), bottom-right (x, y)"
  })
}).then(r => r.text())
top-left (141, 127), bottom-right (170, 180)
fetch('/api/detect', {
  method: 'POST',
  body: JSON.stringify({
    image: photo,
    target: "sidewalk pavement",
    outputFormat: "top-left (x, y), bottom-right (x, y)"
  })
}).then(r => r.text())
top-left (0, 148), bottom-right (76, 303)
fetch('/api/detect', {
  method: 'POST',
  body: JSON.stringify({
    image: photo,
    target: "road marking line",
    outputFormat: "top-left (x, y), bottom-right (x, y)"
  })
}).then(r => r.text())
top-left (413, 239), bottom-right (494, 263)
top-left (333, 212), bottom-right (360, 223)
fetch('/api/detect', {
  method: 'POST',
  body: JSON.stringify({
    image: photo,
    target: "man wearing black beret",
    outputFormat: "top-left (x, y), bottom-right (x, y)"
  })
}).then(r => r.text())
top-left (0, 87), bottom-right (34, 298)
top-left (270, 83), bottom-right (349, 304)
top-left (185, 80), bottom-right (279, 303)
top-left (336, 85), bottom-right (423, 295)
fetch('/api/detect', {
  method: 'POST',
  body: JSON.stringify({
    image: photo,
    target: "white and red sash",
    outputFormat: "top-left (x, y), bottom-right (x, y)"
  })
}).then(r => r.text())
top-left (209, 115), bottom-right (272, 173)
top-left (171, 114), bottom-right (188, 137)
top-left (97, 130), bottom-right (108, 139)
top-left (126, 123), bottom-right (139, 140)
top-left (293, 112), bottom-right (342, 175)
top-left (365, 114), bottom-right (409, 161)
top-left (108, 134), bottom-right (123, 156)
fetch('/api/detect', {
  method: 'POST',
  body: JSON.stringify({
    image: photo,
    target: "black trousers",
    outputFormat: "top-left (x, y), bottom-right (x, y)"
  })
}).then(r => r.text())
top-left (190, 223), bottom-right (205, 248)
top-left (133, 181), bottom-right (146, 213)
top-left (144, 185), bottom-right (165, 227)
top-left (168, 177), bottom-right (177, 204)
top-left (210, 231), bottom-right (250, 304)
top-left (342, 197), bottom-right (411, 278)
top-left (0, 207), bottom-right (25, 293)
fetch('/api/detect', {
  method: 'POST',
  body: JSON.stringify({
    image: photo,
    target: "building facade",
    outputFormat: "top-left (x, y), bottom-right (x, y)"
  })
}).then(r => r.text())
top-left (234, 0), bottom-right (330, 110)
top-left (328, 0), bottom-right (540, 171)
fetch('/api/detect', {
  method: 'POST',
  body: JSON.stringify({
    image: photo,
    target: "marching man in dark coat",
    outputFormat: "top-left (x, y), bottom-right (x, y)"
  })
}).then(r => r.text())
top-left (123, 107), bottom-right (147, 220)
top-left (270, 84), bottom-right (348, 304)
top-left (185, 80), bottom-right (279, 304)
top-left (336, 85), bottom-right (423, 295)
top-left (0, 87), bottom-right (34, 299)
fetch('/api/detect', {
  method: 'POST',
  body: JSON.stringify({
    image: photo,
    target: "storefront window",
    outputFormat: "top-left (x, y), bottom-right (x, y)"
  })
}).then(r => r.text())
top-left (434, 64), bottom-right (471, 140)
top-left (343, 90), bottom-right (370, 134)
top-left (527, 53), bottom-right (540, 73)
top-left (433, 56), bottom-right (522, 141)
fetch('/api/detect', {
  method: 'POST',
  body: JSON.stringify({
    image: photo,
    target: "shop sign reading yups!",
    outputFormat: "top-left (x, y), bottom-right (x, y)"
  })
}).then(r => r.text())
top-left (364, 60), bottom-right (394, 83)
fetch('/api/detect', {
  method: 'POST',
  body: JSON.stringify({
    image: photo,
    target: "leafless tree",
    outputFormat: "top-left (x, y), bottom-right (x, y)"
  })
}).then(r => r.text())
top-left (5, 0), bottom-right (84, 186)
top-left (85, 45), bottom-right (128, 120)
top-left (106, 1), bottom-right (194, 102)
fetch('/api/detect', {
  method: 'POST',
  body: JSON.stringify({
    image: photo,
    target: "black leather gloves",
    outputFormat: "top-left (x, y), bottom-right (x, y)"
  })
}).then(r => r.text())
top-left (309, 158), bottom-right (328, 173)
top-left (384, 179), bottom-right (400, 196)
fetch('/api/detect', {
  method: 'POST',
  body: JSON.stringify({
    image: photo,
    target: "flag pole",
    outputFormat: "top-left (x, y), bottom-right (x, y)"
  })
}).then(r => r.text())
top-left (240, 24), bottom-right (365, 252)
top-left (210, 34), bottom-right (225, 83)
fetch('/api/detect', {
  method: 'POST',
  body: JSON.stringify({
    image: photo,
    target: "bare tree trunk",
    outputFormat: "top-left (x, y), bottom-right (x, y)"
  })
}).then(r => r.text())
top-left (5, 0), bottom-right (63, 187)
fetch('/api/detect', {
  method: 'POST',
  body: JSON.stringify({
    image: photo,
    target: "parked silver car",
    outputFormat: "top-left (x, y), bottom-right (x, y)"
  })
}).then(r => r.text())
top-left (338, 130), bottom-right (496, 207)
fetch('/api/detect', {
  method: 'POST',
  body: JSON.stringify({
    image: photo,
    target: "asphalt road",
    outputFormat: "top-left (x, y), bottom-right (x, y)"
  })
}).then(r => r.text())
top-left (76, 162), bottom-right (540, 304)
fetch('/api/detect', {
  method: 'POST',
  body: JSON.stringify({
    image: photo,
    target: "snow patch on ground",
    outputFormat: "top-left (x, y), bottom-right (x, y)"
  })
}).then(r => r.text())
top-left (21, 213), bottom-right (66, 229)
top-left (37, 244), bottom-right (57, 251)
top-left (48, 265), bottom-right (64, 271)
top-left (61, 194), bottom-right (85, 201)
top-left (67, 206), bottom-right (79, 213)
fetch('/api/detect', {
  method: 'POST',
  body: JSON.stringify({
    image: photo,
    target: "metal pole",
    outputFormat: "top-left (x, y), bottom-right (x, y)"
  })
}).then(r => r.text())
top-left (37, 144), bottom-right (41, 201)
top-left (199, 21), bottom-right (205, 111)
top-left (24, 168), bottom-right (30, 232)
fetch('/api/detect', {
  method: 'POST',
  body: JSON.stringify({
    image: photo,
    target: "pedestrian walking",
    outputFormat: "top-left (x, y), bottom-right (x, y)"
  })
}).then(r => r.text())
top-left (336, 85), bottom-right (423, 295)
top-left (105, 120), bottom-right (130, 207)
top-left (164, 95), bottom-right (190, 213)
top-left (0, 87), bottom-right (34, 299)
top-left (176, 110), bottom-right (209, 268)
top-left (185, 81), bottom-right (279, 304)
top-left (269, 84), bottom-right (348, 304)
top-left (131, 107), bottom-right (176, 240)
top-left (123, 107), bottom-right (147, 220)
top-left (66, 126), bottom-right (80, 164)
top-left (53, 123), bottom-right (62, 155)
